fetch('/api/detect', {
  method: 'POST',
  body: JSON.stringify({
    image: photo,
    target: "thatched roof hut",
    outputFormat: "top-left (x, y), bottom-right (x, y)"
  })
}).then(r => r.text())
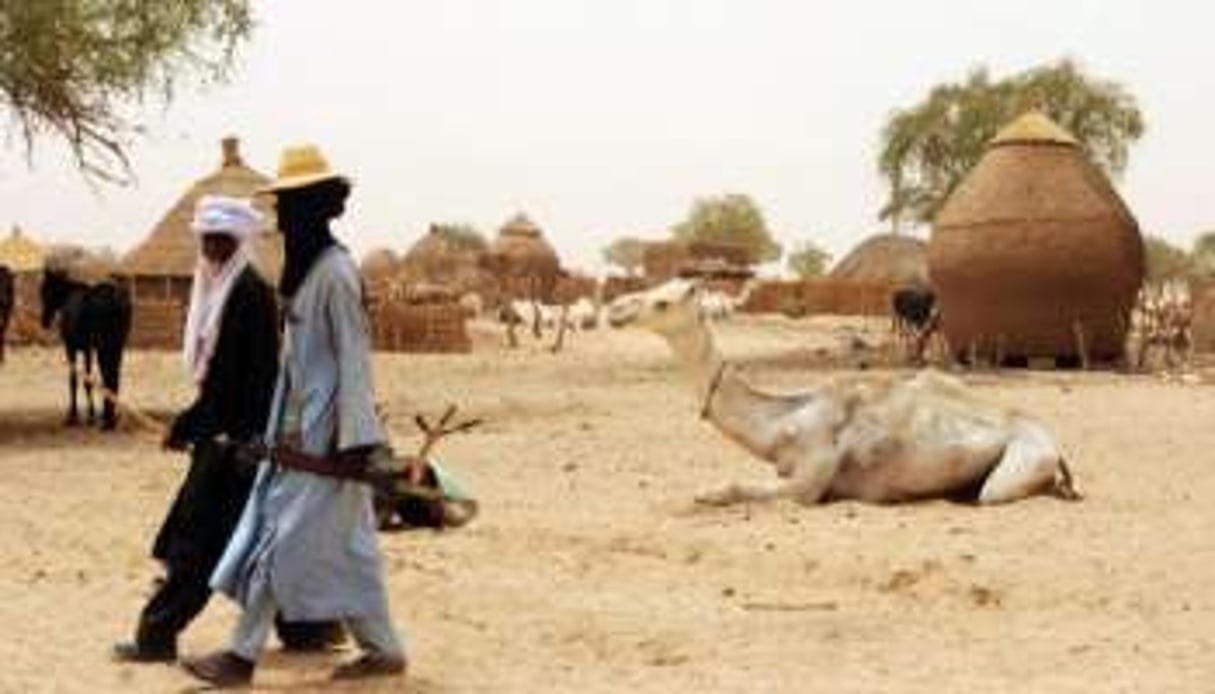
top-left (0, 225), bottom-right (46, 273)
top-left (830, 233), bottom-right (928, 287)
top-left (929, 111), bottom-right (1144, 364)
top-left (486, 213), bottom-right (561, 300)
top-left (399, 225), bottom-right (489, 293)
top-left (122, 137), bottom-right (283, 300)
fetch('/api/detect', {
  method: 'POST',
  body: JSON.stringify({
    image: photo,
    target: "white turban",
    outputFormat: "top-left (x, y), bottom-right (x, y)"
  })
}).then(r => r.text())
top-left (189, 194), bottom-right (263, 239)
top-left (183, 194), bottom-right (261, 383)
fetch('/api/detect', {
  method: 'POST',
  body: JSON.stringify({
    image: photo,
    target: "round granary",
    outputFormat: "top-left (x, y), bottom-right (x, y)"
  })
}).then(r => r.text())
top-left (485, 213), bottom-right (561, 301)
top-left (928, 111), bottom-right (1145, 364)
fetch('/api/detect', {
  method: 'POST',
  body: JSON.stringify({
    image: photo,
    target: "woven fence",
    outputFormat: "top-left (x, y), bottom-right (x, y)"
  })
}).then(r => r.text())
top-left (1192, 282), bottom-right (1215, 353)
top-left (742, 279), bottom-right (896, 317)
top-left (602, 276), bottom-right (654, 303)
top-left (129, 299), bottom-right (186, 350)
top-left (6, 272), bottom-right (53, 345)
top-left (369, 302), bottom-right (471, 354)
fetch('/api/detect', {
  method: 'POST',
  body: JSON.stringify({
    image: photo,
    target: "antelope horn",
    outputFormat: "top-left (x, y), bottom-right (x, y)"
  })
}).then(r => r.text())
top-left (439, 404), bottom-right (458, 427)
top-left (446, 418), bottom-right (483, 435)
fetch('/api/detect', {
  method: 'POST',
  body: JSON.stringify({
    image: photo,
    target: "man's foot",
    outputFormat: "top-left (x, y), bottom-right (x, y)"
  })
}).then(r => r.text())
top-left (181, 651), bottom-right (254, 689)
top-left (112, 641), bottom-right (176, 663)
top-left (276, 620), bottom-right (346, 652)
top-left (330, 653), bottom-right (406, 681)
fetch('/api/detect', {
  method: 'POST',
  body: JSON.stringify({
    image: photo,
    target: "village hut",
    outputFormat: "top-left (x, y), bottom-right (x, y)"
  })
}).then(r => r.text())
top-left (485, 213), bottom-right (561, 302)
top-left (399, 224), bottom-right (490, 295)
top-left (929, 111), bottom-right (1144, 365)
top-left (0, 226), bottom-right (50, 343)
top-left (0, 225), bottom-right (45, 274)
top-left (830, 233), bottom-right (928, 288)
top-left (121, 136), bottom-right (283, 349)
top-left (122, 136), bottom-right (283, 303)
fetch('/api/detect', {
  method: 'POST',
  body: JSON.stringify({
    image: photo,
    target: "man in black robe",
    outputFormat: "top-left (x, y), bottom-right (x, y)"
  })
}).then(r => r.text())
top-left (114, 195), bottom-right (339, 662)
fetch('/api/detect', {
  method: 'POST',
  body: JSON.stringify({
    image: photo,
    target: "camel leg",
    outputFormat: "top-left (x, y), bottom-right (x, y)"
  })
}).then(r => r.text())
top-left (696, 480), bottom-right (797, 506)
top-left (977, 420), bottom-right (1068, 504)
top-left (696, 450), bottom-right (841, 507)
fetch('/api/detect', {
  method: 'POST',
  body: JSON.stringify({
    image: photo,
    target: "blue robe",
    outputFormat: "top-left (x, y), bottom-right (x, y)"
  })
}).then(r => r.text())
top-left (212, 247), bottom-right (389, 621)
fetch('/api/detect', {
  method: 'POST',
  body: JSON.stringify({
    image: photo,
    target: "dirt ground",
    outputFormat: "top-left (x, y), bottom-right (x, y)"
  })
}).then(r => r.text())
top-left (1, 315), bottom-right (1213, 693)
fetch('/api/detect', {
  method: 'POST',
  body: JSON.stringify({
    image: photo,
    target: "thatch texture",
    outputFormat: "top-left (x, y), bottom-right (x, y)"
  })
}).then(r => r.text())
top-left (929, 111), bottom-right (1144, 363)
top-left (0, 227), bottom-right (51, 344)
top-left (399, 226), bottom-right (488, 294)
top-left (486, 213), bottom-right (561, 301)
top-left (0, 226), bottom-right (46, 272)
top-left (368, 302), bottom-right (471, 353)
top-left (830, 233), bottom-right (928, 288)
top-left (123, 137), bottom-right (284, 287)
top-left (126, 300), bottom-right (187, 351)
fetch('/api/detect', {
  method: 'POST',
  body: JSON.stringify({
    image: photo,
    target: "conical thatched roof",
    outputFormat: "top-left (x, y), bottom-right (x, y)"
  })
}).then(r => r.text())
top-left (361, 248), bottom-right (400, 282)
top-left (0, 225), bottom-right (46, 272)
top-left (830, 233), bottom-right (928, 287)
top-left (123, 137), bottom-right (283, 281)
top-left (400, 225), bottom-right (488, 291)
top-left (488, 213), bottom-right (559, 277)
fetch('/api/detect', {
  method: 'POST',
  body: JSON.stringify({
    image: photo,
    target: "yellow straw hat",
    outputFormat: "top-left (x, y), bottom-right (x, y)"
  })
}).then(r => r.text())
top-left (260, 143), bottom-right (348, 193)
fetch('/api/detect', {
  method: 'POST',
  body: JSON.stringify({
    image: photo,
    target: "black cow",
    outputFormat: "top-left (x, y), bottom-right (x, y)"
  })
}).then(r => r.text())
top-left (890, 287), bottom-right (938, 364)
top-left (40, 268), bottom-right (132, 429)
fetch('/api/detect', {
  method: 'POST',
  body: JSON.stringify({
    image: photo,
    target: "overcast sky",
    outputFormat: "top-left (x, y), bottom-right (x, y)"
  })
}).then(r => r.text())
top-left (1, 0), bottom-right (1213, 273)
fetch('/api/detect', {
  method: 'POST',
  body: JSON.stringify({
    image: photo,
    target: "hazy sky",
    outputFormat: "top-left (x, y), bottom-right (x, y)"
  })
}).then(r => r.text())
top-left (2, 0), bottom-right (1213, 273)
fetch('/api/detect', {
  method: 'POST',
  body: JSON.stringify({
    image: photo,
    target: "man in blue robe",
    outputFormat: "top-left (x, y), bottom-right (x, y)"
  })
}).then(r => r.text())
top-left (183, 146), bottom-right (406, 687)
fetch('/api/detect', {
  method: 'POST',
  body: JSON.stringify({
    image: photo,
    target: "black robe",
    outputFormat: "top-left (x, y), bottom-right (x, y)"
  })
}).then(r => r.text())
top-left (153, 267), bottom-right (279, 565)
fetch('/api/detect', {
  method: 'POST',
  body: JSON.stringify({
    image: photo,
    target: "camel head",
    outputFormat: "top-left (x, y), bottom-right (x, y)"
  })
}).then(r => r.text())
top-left (606, 279), bottom-right (704, 336)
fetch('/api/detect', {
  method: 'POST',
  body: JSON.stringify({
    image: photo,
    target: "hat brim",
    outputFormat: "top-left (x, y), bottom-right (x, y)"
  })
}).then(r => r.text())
top-left (258, 171), bottom-right (349, 194)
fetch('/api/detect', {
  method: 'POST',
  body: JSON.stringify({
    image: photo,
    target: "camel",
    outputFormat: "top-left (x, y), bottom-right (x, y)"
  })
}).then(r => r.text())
top-left (606, 279), bottom-right (1080, 507)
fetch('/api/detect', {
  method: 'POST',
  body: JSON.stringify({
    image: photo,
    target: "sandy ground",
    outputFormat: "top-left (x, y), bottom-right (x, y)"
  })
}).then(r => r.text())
top-left (1, 315), bottom-right (1214, 693)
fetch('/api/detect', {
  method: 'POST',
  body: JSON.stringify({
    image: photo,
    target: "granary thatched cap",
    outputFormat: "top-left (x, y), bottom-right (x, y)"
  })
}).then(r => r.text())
top-left (0, 225), bottom-right (46, 272)
top-left (499, 212), bottom-right (543, 239)
top-left (989, 110), bottom-right (1080, 148)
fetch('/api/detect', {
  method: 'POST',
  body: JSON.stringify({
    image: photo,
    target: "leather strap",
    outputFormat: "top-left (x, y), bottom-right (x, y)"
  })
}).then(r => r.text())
top-left (272, 446), bottom-right (369, 482)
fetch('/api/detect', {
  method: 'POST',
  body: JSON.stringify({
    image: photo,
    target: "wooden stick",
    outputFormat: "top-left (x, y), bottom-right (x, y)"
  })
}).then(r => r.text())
top-left (76, 370), bottom-right (167, 435)
top-left (1072, 321), bottom-right (1090, 371)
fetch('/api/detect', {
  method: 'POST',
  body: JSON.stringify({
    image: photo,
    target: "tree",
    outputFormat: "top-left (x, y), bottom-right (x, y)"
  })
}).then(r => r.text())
top-left (0, 1), bottom-right (253, 182)
top-left (786, 241), bottom-right (832, 278)
top-left (671, 194), bottom-right (781, 265)
top-left (601, 236), bottom-right (647, 276)
top-left (1143, 235), bottom-right (1193, 284)
top-left (428, 223), bottom-right (488, 252)
top-left (879, 59), bottom-right (1145, 227)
